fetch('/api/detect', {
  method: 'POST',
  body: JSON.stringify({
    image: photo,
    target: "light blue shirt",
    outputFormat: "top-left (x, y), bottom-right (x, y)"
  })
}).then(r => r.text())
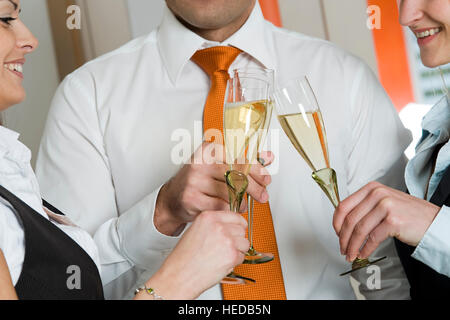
top-left (404, 94), bottom-right (450, 277)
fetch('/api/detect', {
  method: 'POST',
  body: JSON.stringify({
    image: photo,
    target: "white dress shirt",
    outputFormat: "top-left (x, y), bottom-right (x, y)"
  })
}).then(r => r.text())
top-left (0, 126), bottom-right (100, 285)
top-left (36, 2), bottom-right (412, 299)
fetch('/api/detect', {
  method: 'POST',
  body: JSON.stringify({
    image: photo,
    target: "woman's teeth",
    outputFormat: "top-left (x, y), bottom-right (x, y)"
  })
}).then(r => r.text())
top-left (416, 28), bottom-right (442, 39)
top-left (3, 63), bottom-right (23, 73)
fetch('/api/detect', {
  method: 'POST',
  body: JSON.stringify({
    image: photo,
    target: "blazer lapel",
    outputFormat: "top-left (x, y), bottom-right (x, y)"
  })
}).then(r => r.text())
top-left (429, 165), bottom-right (450, 206)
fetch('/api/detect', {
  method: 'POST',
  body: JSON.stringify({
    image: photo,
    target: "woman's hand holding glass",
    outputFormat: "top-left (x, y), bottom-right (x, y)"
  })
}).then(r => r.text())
top-left (333, 181), bottom-right (441, 262)
top-left (273, 76), bottom-right (386, 276)
top-left (137, 210), bottom-right (250, 300)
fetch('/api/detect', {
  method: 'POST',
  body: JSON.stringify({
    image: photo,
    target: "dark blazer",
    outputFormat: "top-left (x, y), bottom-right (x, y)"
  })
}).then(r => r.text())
top-left (0, 185), bottom-right (104, 300)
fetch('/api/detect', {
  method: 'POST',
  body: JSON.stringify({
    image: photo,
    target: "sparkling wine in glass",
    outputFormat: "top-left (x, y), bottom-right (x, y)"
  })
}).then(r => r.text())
top-left (273, 76), bottom-right (386, 276)
top-left (233, 68), bottom-right (275, 264)
top-left (220, 75), bottom-right (270, 284)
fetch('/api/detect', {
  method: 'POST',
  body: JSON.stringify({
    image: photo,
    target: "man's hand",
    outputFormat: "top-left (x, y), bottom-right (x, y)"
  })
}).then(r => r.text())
top-left (333, 181), bottom-right (440, 262)
top-left (155, 142), bottom-right (273, 236)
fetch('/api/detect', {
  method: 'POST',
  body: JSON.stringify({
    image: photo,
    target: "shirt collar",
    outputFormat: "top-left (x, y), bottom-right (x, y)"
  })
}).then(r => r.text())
top-left (0, 125), bottom-right (20, 150)
top-left (0, 125), bottom-right (31, 164)
top-left (405, 96), bottom-right (450, 199)
top-left (157, 1), bottom-right (276, 85)
top-left (419, 95), bottom-right (450, 146)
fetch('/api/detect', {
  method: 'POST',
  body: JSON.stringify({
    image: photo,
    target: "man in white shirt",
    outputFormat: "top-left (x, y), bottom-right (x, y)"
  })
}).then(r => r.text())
top-left (36, 0), bottom-right (412, 299)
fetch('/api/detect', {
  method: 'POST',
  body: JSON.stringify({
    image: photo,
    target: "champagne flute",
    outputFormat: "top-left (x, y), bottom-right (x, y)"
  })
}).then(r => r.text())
top-left (234, 68), bottom-right (275, 264)
top-left (273, 76), bottom-right (386, 276)
top-left (221, 75), bottom-right (269, 284)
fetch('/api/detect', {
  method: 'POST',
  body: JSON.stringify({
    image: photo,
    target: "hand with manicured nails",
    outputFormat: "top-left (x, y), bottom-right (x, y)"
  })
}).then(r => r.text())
top-left (137, 210), bottom-right (250, 300)
top-left (154, 141), bottom-right (273, 236)
top-left (333, 181), bottom-right (440, 263)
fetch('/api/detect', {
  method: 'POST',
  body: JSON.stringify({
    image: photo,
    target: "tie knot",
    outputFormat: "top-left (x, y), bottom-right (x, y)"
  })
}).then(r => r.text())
top-left (192, 46), bottom-right (242, 76)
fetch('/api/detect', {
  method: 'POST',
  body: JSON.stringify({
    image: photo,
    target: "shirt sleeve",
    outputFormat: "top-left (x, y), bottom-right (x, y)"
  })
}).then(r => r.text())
top-left (0, 198), bottom-right (25, 286)
top-left (342, 57), bottom-right (412, 299)
top-left (411, 205), bottom-right (450, 277)
top-left (35, 71), bottom-right (180, 299)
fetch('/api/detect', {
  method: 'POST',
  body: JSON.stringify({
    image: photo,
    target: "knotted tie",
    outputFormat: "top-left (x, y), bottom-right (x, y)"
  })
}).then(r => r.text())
top-left (192, 46), bottom-right (286, 300)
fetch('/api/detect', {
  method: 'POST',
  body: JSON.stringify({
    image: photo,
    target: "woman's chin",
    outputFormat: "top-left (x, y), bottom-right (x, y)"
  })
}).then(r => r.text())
top-left (420, 51), bottom-right (450, 68)
top-left (0, 91), bottom-right (26, 111)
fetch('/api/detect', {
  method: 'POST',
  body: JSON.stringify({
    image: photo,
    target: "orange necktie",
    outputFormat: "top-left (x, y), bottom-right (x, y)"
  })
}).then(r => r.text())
top-left (192, 46), bottom-right (286, 300)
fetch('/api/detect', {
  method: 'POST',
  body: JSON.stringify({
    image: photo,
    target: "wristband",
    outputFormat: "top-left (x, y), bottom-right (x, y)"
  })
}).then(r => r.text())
top-left (134, 285), bottom-right (164, 300)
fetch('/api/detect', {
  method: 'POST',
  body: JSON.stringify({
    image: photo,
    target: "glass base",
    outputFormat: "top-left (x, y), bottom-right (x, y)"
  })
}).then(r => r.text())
top-left (220, 272), bottom-right (256, 284)
top-left (243, 248), bottom-right (274, 264)
top-left (339, 256), bottom-right (387, 276)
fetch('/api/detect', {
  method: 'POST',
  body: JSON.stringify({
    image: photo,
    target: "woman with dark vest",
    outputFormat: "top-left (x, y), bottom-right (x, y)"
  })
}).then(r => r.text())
top-left (0, 0), bottom-right (249, 300)
top-left (333, 0), bottom-right (450, 299)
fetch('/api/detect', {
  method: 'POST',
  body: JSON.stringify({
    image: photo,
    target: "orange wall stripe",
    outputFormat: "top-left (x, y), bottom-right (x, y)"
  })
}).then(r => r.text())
top-left (368, 0), bottom-right (415, 111)
top-left (259, 0), bottom-right (282, 27)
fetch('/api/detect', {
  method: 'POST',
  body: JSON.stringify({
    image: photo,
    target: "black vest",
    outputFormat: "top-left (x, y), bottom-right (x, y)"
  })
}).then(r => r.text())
top-left (0, 185), bottom-right (104, 299)
top-left (395, 165), bottom-right (450, 299)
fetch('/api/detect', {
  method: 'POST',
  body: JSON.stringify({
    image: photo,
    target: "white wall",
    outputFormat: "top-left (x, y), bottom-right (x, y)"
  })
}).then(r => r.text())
top-left (78, 0), bottom-right (132, 59)
top-left (279, 0), bottom-right (328, 40)
top-left (321, 0), bottom-right (378, 75)
top-left (3, 0), bottom-right (60, 168)
top-left (126, 0), bottom-right (165, 38)
top-left (279, 0), bottom-right (377, 75)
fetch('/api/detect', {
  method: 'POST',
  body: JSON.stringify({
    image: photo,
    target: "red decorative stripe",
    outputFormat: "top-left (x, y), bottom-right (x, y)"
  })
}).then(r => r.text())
top-left (368, 0), bottom-right (415, 111)
top-left (259, 0), bottom-right (282, 27)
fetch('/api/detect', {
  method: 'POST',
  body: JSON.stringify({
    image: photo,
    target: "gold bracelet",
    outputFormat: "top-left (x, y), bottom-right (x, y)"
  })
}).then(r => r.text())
top-left (134, 286), bottom-right (164, 300)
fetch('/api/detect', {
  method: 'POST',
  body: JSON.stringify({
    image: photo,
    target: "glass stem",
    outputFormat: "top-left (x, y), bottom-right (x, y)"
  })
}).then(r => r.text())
top-left (312, 168), bottom-right (373, 268)
top-left (247, 193), bottom-right (254, 251)
top-left (226, 170), bottom-right (248, 213)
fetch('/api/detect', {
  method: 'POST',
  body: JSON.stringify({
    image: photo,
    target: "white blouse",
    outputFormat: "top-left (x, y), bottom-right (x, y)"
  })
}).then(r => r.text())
top-left (0, 125), bottom-right (100, 285)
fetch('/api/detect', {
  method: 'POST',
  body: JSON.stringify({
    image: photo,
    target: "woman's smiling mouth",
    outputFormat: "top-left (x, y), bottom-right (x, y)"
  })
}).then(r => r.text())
top-left (3, 61), bottom-right (24, 79)
top-left (414, 27), bottom-right (444, 46)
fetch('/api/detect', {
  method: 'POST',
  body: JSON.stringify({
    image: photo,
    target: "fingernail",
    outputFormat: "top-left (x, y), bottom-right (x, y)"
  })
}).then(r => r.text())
top-left (264, 175), bottom-right (271, 185)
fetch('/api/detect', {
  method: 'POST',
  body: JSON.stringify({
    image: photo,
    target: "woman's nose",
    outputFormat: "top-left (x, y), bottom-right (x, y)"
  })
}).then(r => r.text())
top-left (399, 0), bottom-right (424, 27)
top-left (15, 19), bottom-right (38, 54)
